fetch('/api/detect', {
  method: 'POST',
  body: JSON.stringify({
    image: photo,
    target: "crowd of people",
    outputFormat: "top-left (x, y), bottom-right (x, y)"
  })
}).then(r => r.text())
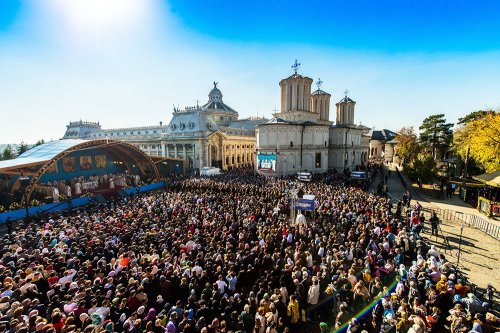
top-left (0, 169), bottom-right (498, 333)
top-left (1, 173), bottom-right (144, 212)
top-left (35, 172), bottom-right (143, 202)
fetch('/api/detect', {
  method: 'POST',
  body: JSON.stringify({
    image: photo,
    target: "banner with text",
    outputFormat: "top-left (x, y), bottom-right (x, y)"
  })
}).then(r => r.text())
top-left (295, 194), bottom-right (316, 211)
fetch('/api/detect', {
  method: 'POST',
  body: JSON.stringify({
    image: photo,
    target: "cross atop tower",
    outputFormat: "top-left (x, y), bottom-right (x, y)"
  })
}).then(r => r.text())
top-left (316, 78), bottom-right (323, 90)
top-left (344, 89), bottom-right (349, 98)
top-left (291, 59), bottom-right (301, 74)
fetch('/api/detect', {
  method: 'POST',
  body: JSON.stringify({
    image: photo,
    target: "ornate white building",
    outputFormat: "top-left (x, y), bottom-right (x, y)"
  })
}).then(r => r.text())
top-left (63, 83), bottom-right (267, 172)
top-left (256, 62), bottom-right (369, 175)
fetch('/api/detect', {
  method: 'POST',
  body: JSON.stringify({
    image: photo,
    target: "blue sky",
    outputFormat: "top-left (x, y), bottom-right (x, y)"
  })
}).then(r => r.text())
top-left (1, 0), bottom-right (499, 143)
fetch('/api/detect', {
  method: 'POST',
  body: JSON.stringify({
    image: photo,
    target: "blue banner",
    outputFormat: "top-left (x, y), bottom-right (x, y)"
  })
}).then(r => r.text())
top-left (350, 171), bottom-right (366, 180)
top-left (295, 198), bottom-right (316, 211)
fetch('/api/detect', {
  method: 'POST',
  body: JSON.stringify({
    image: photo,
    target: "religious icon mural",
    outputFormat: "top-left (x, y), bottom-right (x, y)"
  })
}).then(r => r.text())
top-left (79, 156), bottom-right (92, 170)
top-left (46, 162), bottom-right (58, 174)
top-left (95, 155), bottom-right (107, 169)
top-left (62, 157), bottom-right (76, 172)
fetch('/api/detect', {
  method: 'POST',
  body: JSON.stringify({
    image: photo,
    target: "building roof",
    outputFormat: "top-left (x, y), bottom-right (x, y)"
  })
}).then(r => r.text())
top-left (311, 89), bottom-right (331, 96)
top-left (371, 129), bottom-right (397, 142)
top-left (202, 84), bottom-right (238, 115)
top-left (473, 170), bottom-right (500, 187)
top-left (261, 118), bottom-right (294, 125)
top-left (259, 118), bottom-right (329, 127)
top-left (356, 124), bottom-right (371, 131)
top-left (227, 117), bottom-right (268, 130)
top-left (338, 96), bottom-right (355, 103)
top-left (166, 111), bottom-right (218, 134)
top-left (203, 100), bottom-right (238, 114)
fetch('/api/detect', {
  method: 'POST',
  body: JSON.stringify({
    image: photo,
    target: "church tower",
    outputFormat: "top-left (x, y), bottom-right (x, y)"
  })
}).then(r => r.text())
top-left (311, 78), bottom-right (332, 124)
top-left (335, 90), bottom-right (356, 125)
top-left (279, 60), bottom-right (313, 113)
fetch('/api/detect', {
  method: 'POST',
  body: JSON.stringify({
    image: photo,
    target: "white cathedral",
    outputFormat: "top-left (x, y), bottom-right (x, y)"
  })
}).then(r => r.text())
top-left (256, 61), bottom-right (370, 175)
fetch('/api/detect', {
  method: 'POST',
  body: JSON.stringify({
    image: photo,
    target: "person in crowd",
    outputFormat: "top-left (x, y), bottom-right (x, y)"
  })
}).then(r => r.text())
top-left (0, 166), bottom-right (494, 333)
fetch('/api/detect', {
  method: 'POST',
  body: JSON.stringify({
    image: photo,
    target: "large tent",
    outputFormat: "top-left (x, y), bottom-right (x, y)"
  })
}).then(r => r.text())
top-left (0, 139), bottom-right (181, 205)
top-left (472, 170), bottom-right (500, 188)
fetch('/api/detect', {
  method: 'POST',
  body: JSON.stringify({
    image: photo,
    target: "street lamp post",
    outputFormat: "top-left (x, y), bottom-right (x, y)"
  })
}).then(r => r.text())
top-left (457, 224), bottom-right (464, 267)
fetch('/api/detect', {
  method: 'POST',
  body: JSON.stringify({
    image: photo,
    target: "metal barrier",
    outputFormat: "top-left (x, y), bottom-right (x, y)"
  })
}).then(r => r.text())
top-left (420, 206), bottom-right (500, 240)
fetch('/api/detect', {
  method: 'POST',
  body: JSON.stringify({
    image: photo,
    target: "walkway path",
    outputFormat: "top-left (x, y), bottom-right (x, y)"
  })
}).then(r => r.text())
top-left (385, 166), bottom-right (499, 291)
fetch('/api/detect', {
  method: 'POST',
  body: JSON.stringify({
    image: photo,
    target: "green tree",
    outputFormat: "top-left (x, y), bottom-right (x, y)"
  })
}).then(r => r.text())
top-left (34, 139), bottom-right (45, 147)
top-left (419, 114), bottom-right (454, 160)
top-left (457, 109), bottom-right (495, 126)
top-left (405, 152), bottom-right (437, 184)
top-left (454, 111), bottom-right (500, 173)
top-left (2, 145), bottom-right (15, 160)
top-left (395, 127), bottom-right (421, 166)
top-left (17, 141), bottom-right (29, 156)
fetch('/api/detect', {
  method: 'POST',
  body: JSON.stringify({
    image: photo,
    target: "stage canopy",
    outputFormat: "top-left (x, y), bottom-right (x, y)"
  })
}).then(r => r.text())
top-left (473, 170), bottom-right (500, 188)
top-left (0, 139), bottom-right (182, 203)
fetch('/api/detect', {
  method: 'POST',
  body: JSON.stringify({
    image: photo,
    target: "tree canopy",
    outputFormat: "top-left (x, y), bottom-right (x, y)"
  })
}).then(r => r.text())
top-left (395, 127), bottom-right (420, 166)
top-left (1, 145), bottom-right (15, 160)
top-left (454, 111), bottom-right (500, 173)
top-left (16, 141), bottom-right (29, 156)
top-left (457, 109), bottom-right (495, 126)
top-left (419, 114), bottom-right (453, 159)
top-left (34, 139), bottom-right (45, 147)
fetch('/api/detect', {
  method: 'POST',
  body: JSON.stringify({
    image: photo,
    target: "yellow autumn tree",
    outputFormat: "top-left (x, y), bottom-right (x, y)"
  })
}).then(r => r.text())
top-left (454, 111), bottom-right (500, 173)
top-left (395, 127), bottom-right (421, 166)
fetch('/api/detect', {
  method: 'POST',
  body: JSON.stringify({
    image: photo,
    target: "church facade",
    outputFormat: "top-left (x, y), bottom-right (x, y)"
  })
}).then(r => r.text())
top-left (256, 62), bottom-right (369, 175)
top-left (63, 83), bottom-right (267, 173)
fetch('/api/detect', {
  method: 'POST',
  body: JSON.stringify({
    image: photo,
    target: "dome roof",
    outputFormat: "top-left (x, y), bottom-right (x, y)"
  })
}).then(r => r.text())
top-left (208, 86), bottom-right (222, 101)
top-left (338, 96), bottom-right (355, 103)
top-left (202, 82), bottom-right (238, 115)
top-left (312, 89), bottom-right (330, 96)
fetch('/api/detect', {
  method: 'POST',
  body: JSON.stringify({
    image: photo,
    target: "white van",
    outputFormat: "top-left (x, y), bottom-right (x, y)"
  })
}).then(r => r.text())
top-left (200, 167), bottom-right (221, 176)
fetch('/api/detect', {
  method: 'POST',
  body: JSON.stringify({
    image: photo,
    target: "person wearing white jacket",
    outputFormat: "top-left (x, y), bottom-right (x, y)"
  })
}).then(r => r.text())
top-left (307, 277), bottom-right (320, 320)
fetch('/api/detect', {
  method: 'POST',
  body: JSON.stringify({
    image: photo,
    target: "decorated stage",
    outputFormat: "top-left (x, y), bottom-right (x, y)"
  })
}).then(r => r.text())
top-left (0, 181), bottom-right (167, 223)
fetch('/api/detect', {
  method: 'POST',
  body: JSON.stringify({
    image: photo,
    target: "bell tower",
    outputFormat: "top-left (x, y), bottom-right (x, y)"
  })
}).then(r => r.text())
top-left (279, 60), bottom-right (313, 113)
top-left (311, 78), bottom-right (332, 124)
top-left (335, 90), bottom-right (356, 125)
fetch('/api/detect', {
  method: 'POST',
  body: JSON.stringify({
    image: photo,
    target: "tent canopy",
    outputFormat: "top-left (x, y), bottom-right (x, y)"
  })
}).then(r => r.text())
top-left (0, 139), bottom-right (86, 172)
top-left (472, 170), bottom-right (500, 187)
top-left (0, 139), bottom-right (163, 202)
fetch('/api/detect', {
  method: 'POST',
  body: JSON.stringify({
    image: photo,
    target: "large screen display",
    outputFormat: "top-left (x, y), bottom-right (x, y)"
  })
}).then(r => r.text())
top-left (257, 154), bottom-right (277, 171)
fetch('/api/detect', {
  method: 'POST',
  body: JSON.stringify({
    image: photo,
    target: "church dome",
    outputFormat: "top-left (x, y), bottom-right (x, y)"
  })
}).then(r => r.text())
top-left (202, 82), bottom-right (238, 116)
top-left (208, 84), bottom-right (223, 102)
top-left (338, 96), bottom-right (355, 103)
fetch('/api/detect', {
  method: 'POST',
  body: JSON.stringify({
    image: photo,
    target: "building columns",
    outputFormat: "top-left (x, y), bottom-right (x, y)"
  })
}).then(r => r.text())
top-left (161, 143), bottom-right (166, 157)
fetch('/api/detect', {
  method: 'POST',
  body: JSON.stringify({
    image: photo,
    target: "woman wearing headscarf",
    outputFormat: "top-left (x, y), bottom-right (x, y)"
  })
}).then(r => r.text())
top-left (105, 321), bottom-right (115, 332)
top-left (144, 308), bottom-right (157, 323)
